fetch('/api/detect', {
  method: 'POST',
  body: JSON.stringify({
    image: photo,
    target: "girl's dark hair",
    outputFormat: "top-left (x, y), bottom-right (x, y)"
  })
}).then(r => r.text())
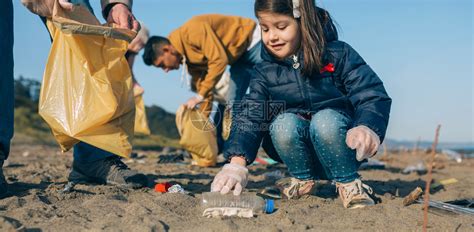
top-left (255, 0), bottom-right (327, 76)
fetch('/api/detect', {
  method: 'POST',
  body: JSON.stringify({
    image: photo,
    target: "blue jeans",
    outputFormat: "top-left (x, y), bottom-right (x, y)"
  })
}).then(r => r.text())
top-left (228, 41), bottom-right (263, 103)
top-left (220, 41), bottom-right (262, 150)
top-left (0, 0), bottom-right (14, 161)
top-left (269, 109), bottom-right (361, 183)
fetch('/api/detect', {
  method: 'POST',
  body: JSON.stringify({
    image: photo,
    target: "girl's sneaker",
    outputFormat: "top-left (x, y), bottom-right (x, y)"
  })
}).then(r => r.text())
top-left (276, 177), bottom-right (315, 199)
top-left (336, 179), bottom-right (375, 209)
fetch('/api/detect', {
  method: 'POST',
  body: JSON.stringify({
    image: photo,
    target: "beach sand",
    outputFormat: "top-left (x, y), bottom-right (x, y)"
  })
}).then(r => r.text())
top-left (0, 144), bottom-right (473, 231)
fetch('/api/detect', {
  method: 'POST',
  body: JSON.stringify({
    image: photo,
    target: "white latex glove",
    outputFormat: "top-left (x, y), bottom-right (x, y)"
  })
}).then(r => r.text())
top-left (184, 95), bottom-right (204, 109)
top-left (346, 125), bottom-right (380, 161)
top-left (133, 83), bottom-right (145, 97)
top-left (211, 163), bottom-right (248, 196)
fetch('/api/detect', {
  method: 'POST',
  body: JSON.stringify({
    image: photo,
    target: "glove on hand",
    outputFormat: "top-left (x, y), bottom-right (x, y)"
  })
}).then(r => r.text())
top-left (346, 125), bottom-right (380, 161)
top-left (211, 163), bottom-right (248, 195)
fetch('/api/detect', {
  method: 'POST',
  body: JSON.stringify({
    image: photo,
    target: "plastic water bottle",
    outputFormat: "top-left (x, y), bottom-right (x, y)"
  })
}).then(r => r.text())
top-left (201, 192), bottom-right (274, 215)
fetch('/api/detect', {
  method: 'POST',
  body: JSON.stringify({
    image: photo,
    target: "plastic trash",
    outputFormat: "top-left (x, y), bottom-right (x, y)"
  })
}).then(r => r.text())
top-left (441, 149), bottom-right (462, 163)
top-left (201, 192), bottom-right (274, 218)
top-left (359, 158), bottom-right (386, 170)
top-left (430, 178), bottom-right (459, 190)
top-left (251, 157), bottom-right (279, 166)
top-left (259, 187), bottom-right (282, 199)
top-left (154, 183), bottom-right (172, 193)
top-left (168, 184), bottom-right (186, 194)
top-left (402, 162), bottom-right (427, 175)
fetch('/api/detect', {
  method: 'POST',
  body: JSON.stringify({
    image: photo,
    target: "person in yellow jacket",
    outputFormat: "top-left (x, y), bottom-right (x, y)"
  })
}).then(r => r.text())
top-left (142, 14), bottom-right (262, 152)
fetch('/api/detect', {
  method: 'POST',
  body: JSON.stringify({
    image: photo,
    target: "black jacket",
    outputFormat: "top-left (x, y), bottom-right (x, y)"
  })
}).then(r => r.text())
top-left (224, 10), bottom-right (392, 164)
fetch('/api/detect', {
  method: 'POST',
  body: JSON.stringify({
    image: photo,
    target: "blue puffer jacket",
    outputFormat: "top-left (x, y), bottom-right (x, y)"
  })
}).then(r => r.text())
top-left (224, 12), bottom-right (392, 164)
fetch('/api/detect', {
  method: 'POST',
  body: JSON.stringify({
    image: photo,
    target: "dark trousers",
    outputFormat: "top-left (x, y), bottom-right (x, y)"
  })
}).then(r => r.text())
top-left (213, 104), bottom-right (226, 153)
top-left (0, 0), bottom-right (14, 161)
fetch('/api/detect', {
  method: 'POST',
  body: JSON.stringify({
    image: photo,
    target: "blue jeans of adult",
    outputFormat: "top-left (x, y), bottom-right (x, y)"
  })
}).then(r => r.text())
top-left (227, 41), bottom-right (263, 104)
top-left (0, 0), bottom-right (14, 162)
top-left (269, 109), bottom-right (361, 183)
top-left (218, 42), bottom-right (263, 152)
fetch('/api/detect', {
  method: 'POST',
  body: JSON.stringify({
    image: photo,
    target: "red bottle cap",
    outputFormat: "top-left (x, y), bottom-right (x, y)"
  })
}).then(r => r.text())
top-left (154, 182), bottom-right (172, 193)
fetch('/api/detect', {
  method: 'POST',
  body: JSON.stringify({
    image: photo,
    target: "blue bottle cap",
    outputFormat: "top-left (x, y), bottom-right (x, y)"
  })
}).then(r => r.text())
top-left (265, 199), bottom-right (275, 214)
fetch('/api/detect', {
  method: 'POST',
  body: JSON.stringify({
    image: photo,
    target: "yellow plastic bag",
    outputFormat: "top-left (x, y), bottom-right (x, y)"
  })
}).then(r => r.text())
top-left (134, 93), bottom-right (151, 135)
top-left (39, 2), bottom-right (136, 158)
top-left (175, 105), bottom-right (217, 167)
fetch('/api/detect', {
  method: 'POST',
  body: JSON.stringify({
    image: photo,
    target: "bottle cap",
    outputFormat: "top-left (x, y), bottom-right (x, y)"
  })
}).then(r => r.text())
top-left (154, 182), bottom-right (172, 193)
top-left (265, 199), bottom-right (275, 213)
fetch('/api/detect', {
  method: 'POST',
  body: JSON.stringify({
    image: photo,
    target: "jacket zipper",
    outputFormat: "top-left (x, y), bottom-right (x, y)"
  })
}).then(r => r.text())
top-left (291, 54), bottom-right (300, 69)
top-left (291, 54), bottom-right (310, 110)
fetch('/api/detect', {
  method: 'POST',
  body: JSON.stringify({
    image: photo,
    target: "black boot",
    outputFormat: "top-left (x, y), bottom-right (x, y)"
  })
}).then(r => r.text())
top-left (0, 155), bottom-right (8, 198)
top-left (68, 156), bottom-right (148, 189)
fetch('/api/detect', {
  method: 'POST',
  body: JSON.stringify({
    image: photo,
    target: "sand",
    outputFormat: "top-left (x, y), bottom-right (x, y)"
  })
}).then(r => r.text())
top-left (0, 144), bottom-right (473, 231)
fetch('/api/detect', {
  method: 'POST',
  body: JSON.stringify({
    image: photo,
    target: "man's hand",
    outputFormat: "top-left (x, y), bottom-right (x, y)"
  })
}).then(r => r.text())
top-left (184, 95), bottom-right (204, 109)
top-left (58, 0), bottom-right (74, 11)
top-left (107, 3), bottom-right (140, 31)
top-left (21, 0), bottom-right (74, 17)
top-left (346, 125), bottom-right (380, 161)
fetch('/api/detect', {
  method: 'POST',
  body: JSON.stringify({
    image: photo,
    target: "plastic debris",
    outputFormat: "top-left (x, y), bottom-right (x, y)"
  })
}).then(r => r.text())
top-left (201, 192), bottom-right (274, 218)
top-left (402, 162), bottom-right (427, 175)
top-left (259, 187), bottom-right (282, 199)
top-left (154, 182), bottom-right (172, 193)
top-left (168, 184), bottom-right (186, 194)
top-left (430, 178), bottom-right (458, 190)
top-left (251, 157), bottom-right (279, 166)
top-left (441, 149), bottom-right (462, 163)
top-left (359, 158), bottom-right (386, 170)
top-left (403, 187), bottom-right (474, 215)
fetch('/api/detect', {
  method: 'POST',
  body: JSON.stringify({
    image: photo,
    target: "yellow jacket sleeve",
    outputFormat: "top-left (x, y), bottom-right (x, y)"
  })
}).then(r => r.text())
top-left (198, 94), bottom-right (214, 119)
top-left (196, 24), bottom-right (229, 98)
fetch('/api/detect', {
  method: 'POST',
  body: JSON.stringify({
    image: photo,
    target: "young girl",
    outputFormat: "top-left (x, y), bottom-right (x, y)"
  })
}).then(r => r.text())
top-left (211, 0), bottom-right (391, 209)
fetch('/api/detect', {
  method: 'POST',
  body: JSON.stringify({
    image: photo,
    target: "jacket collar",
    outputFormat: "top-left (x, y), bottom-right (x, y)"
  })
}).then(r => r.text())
top-left (168, 29), bottom-right (186, 59)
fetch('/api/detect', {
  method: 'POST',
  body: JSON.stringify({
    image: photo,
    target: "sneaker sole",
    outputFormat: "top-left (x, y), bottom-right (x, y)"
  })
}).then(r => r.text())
top-left (106, 180), bottom-right (144, 189)
top-left (68, 169), bottom-right (104, 185)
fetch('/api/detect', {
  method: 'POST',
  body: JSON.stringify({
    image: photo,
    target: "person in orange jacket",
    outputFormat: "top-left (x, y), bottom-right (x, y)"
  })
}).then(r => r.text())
top-left (142, 14), bottom-right (263, 152)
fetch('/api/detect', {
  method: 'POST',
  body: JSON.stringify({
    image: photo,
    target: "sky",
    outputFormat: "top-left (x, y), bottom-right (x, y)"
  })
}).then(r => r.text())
top-left (12, 0), bottom-right (473, 143)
